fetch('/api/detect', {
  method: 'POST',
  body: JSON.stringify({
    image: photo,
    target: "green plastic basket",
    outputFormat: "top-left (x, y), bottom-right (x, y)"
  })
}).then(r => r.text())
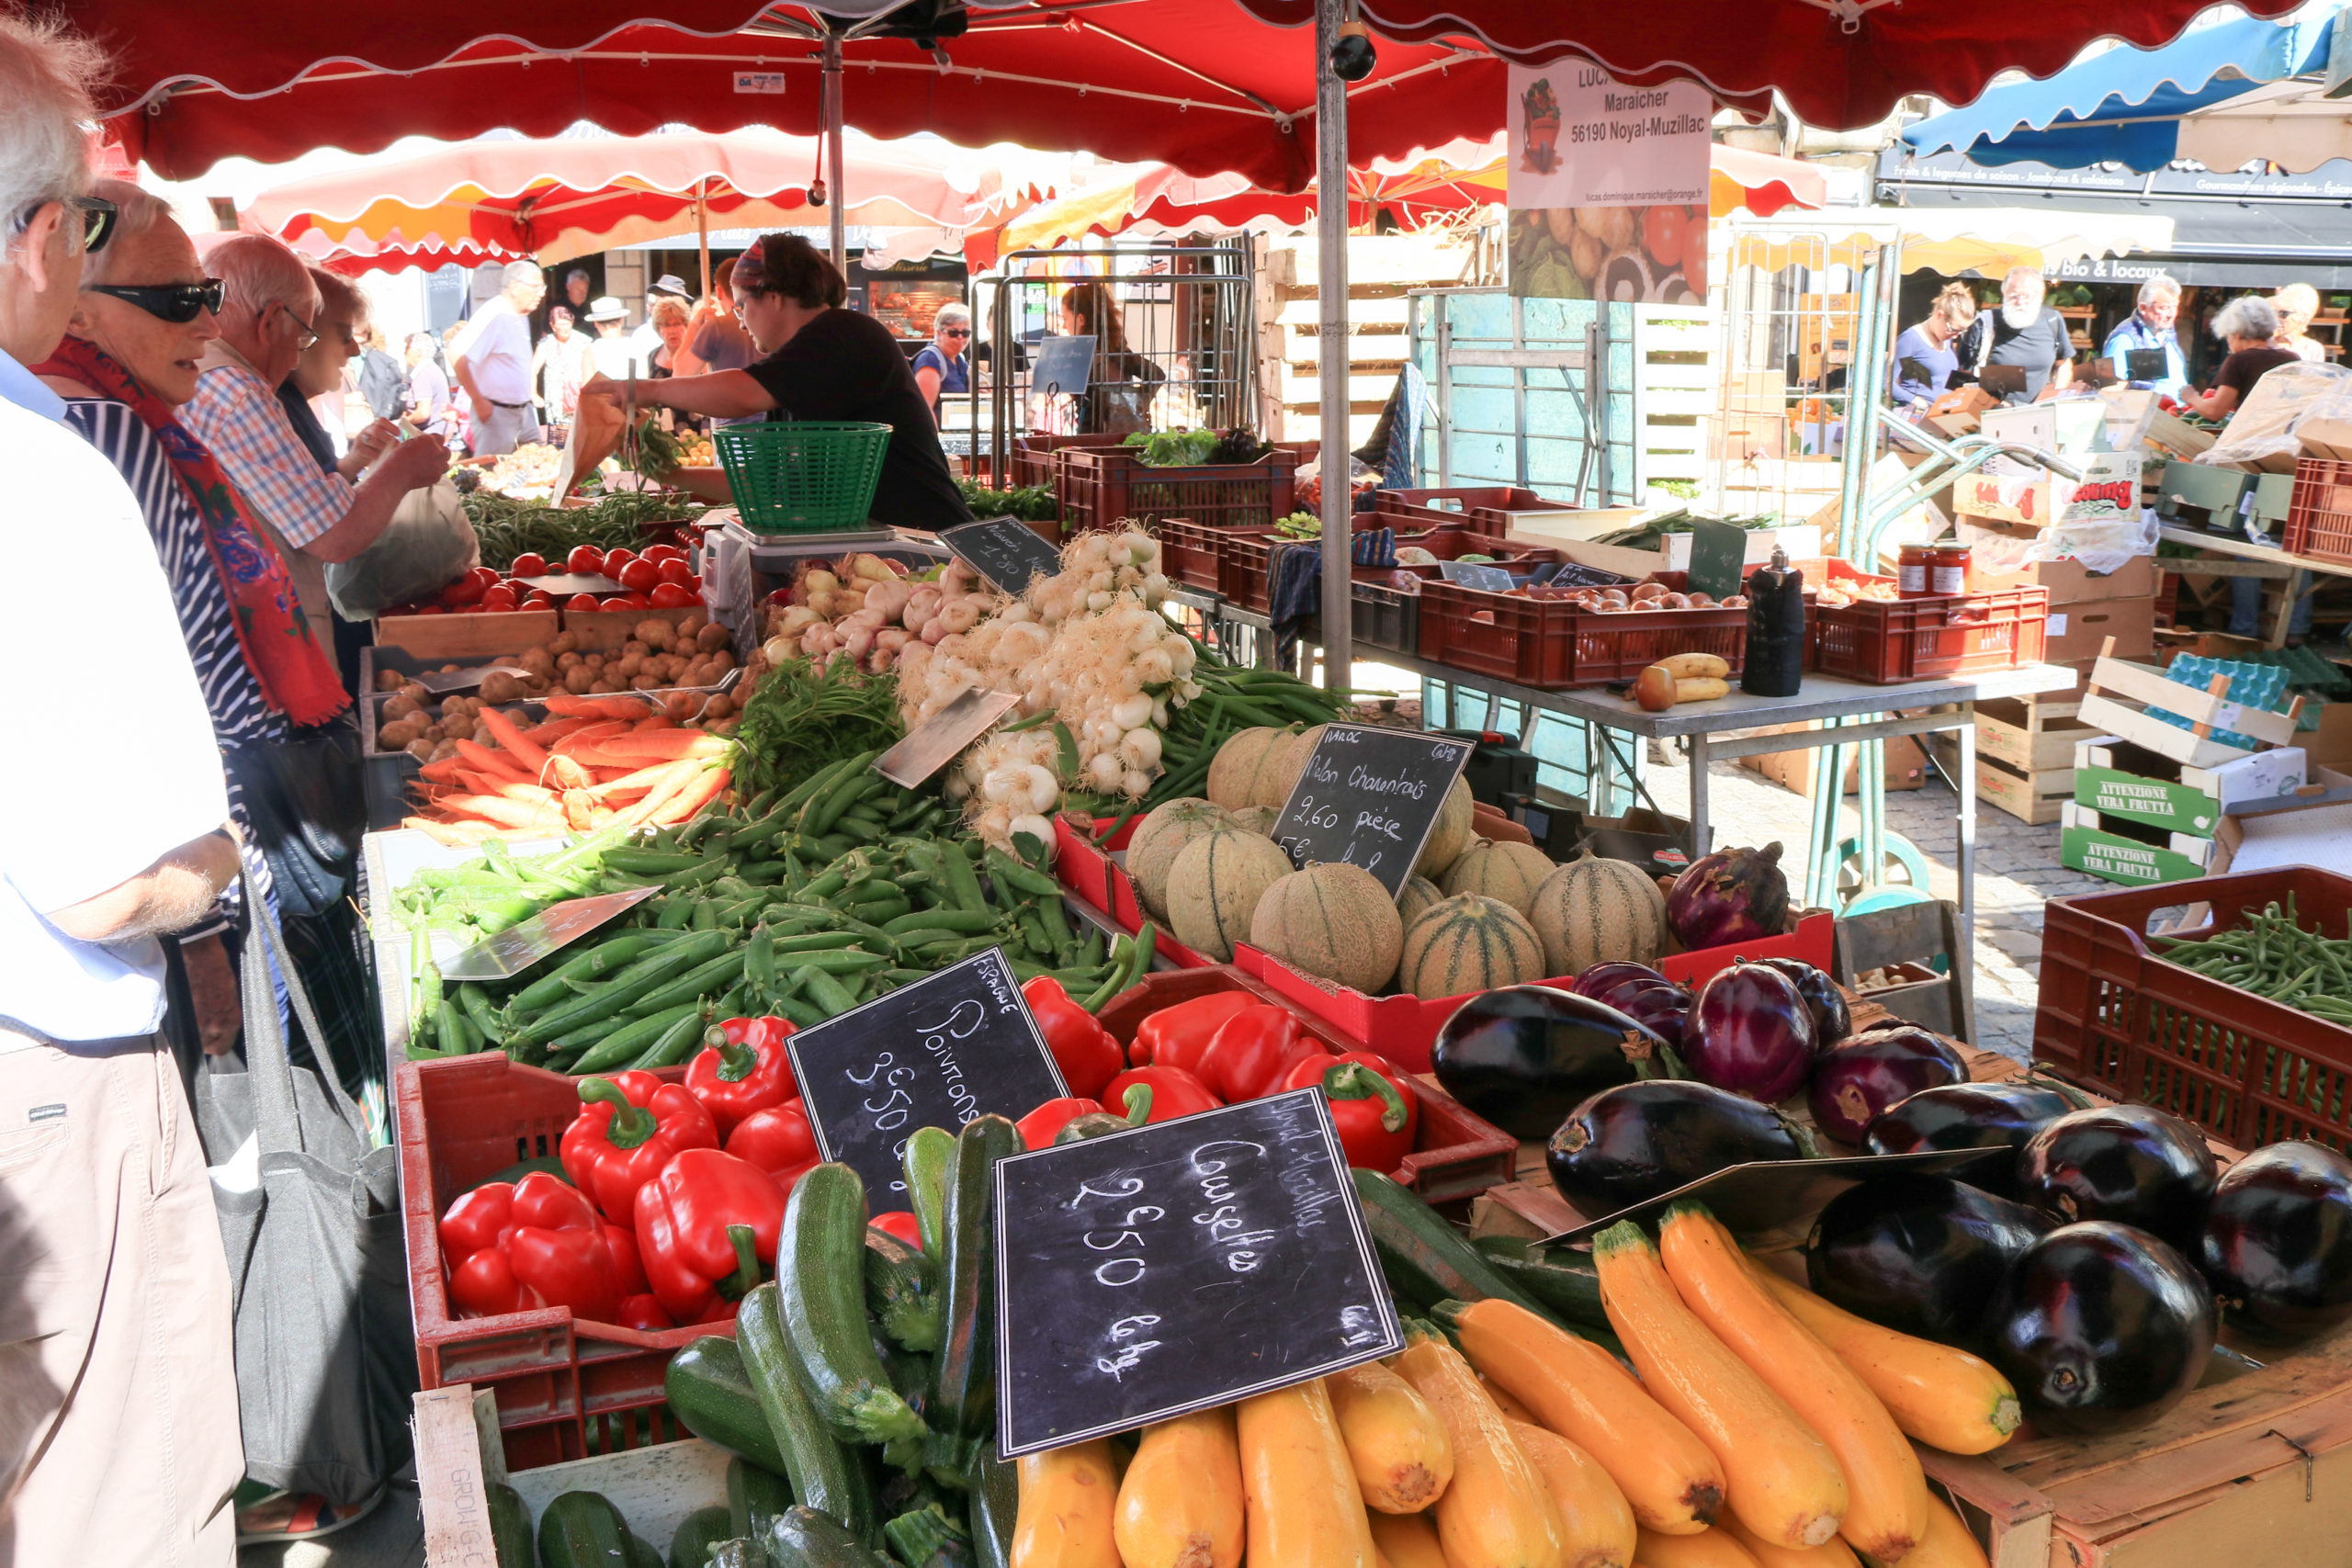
top-left (713, 420), bottom-right (894, 533)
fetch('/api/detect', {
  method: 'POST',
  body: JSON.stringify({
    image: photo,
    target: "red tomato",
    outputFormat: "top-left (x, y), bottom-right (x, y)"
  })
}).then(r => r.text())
top-left (870, 1212), bottom-right (923, 1247)
top-left (565, 547), bottom-right (605, 575)
top-left (481, 587), bottom-right (518, 611)
top-left (414, 604), bottom-right (447, 615)
top-left (524, 595), bottom-right (555, 610)
top-left (616, 558), bottom-right (662, 593)
top-left (486, 600), bottom-right (523, 613)
top-left (469, 565), bottom-right (501, 588)
top-left (441, 575), bottom-right (486, 607)
top-left (612, 593), bottom-right (651, 609)
top-left (655, 558), bottom-right (696, 588)
top-left (565, 593), bottom-right (602, 612)
top-left (509, 552), bottom-right (548, 577)
top-left (641, 545), bottom-right (685, 566)
top-left (648, 582), bottom-right (697, 609)
top-left (602, 548), bottom-right (638, 574)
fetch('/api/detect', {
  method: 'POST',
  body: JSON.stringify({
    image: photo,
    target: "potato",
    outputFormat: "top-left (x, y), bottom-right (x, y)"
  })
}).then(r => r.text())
top-left (1676, 677), bottom-right (1730, 703)
top-left (564, 665), bottom-right (594, 694)
top-left (378, 717), bottom-right (421, 748)
top-left (631, 673), bottom-right (663, 691)
top-left (679, 612), bottom-right (707, 637)
top-left (622, 639), bottom-right (650, 661)
top-left (472, 722), bottom-right (495, 745)
top-left (703, 694), bottom-right (734, 721)
top-left (398, 682), bottom-right (429, 705)
top-left (556, 651), bottom-right (582, 672)
top-left (705, 649), bottom-right (733, 673)
top-left (592, 678), bottom-right (620, 694)
top-left (430, 739), bottom-right (459, 761)
top-left (382, 693), bottom-right (420, 721)
top-left (616, 655), bottom-right (643, 680)
top-left (636, 617), bottom-right (673, 646)
top-left (405, 738), bottom-right (437, 761)
top-left (664, 693), bottom-right (695, 723)
top-left (696, 621), bottom-right (732, 652)
top-left (375, 670), bottom-right (406, 693)
top-left (550, 631), bottom-right (579, 656)
top-left (479, 671), bottom-right (526, 705)
top-left (520, 646), bottom-right (556, 676)
top-left (583, 653), bottom-right (606, 671)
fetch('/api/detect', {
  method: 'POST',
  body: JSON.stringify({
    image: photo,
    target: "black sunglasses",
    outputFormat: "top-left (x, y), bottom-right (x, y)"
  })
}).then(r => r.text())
top-left (87, 278), bottom-right (227, 324)
top-left (13, 194), bottom-right (116, 254)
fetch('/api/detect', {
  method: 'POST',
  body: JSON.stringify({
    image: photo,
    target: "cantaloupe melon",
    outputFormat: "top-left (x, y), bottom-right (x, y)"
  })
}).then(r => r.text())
top-left (1398, 893), bottom-right (1547, 999)
top-left (1439, 839), bottom-right (1556, 917)
top-left (1227, 805), bottom-right (1281, 836)
top-left (1206, 728), bottom-right (1299, 812)
top-left (1271, 721), bottom-right (1328, 805)
top-left (1126, 798), bottom-right (1231, 922)
top-left (1250, 863), bottom-right (1404, 994)
top-left (1166, 829), bottom-right (1295, 963)
top-left (1412, 778), bottom-right (1476, 880)
top-left (1530, 853), bottom-right (1669, 977)
top-left (1396, 874), bottom-right (1444, 928)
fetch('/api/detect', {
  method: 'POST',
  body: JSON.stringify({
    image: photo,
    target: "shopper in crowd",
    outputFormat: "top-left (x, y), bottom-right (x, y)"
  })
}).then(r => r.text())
top-left (2273, 282), bottom-right (2327, 364)
top-left (586, 294), bottom-right (635, 379)
top-left (531, 303), bottom-right (593, 442)
top-left (449, 258), bottom-right (546, 456)
top-left (355, 321), bottom-right (407, 421)
top-left (580, 233), bottom-right (971, 531)
top-left (0, 26), bottom-right (244, 1562)
top-left (280, 267), bottom-right (399, 481)
top-left (537, 264), bottom-right (593, 338)
top-left (1958, 265), bottom-right (2073, 404)
top-left (2101, 274), bottom-right (2188, 397)
top-left (404, 329), bottom-right (453, 437)
top-left (675, 259), bottom-right (756, 427)
top-left (914, 300), bottom-right (974, 421)
top-left (2185, 295), bottom-right (2300, 423)
top-left (628, 271), bottom-right (695, 374)
top-left (1060, 278), bottom-right (1164, 433)
top-left (1888, 283), bottom-right (1976, 406)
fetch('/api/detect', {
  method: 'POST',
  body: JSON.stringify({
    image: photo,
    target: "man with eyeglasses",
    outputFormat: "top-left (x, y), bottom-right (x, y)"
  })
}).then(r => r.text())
top-left (0, 16), bottom-right (245, 1564)
top-left (450, 259), bottom-right (548, 456)
top-left (186, 232), bottom-right (449, 637)
top-left (913, 301), bottom-right (974, 423)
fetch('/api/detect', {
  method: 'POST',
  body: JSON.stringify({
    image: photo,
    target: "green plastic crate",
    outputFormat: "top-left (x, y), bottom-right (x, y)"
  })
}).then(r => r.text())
top-left (714, 421), bottom-right (892, 533)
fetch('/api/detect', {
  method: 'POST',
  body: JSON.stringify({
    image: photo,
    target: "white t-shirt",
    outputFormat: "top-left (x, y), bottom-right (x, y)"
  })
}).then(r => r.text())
top-left (590, 334), bottom-right (637, 381)
top-left (0, 397), bottom-right (230, 1042)
top-left (451, 296), bottom-right (534, 404)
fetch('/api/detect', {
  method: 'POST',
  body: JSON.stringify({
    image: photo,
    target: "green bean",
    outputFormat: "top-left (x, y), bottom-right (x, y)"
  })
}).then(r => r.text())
top-left (630, 1007), bottom-right (714, 1070)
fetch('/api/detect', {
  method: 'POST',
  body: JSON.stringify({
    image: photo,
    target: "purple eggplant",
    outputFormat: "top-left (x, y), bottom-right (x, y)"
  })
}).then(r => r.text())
top-left (1548, 1079), bottom-right (1811, 1214)
top-left (1863, 1081), bottom-right (2086, 1196)
top-left (1612, 984), bottom-right (1690, 1048)
top-left (1666, 842), bottom-right (1790, 950)
top-left (2016, 1106), bottom-right (2218, 1255)
top-left (2198, 1141), bottom-right (2352, 1343)
top-left (1686, 961), bottom-right (1815, 1103)
top-left (1571, 960), bottom-right (1670, 1003)
top-left (1754, 956), bottom-right (1850, 1047)
top-left (1807, 1175), bottom-right (2052, 1348)
top-left (1430, 985), bottom-right (1656, 1140)
top-left (1807, 1027), bottom-right (1968, 1145)
top-left (1985, 1222), bottom-right (2215, 1435)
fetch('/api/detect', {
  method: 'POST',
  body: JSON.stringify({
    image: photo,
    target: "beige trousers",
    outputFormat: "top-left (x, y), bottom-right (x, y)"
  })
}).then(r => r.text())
top-left (0, 1037), bottom-right (243, 1567)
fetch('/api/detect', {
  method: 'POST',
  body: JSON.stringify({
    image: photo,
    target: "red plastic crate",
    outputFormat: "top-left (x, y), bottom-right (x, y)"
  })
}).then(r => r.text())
top-left (1057, 448), bottom-right (1299, 535)
top-left (1374, 487), bottom-right (1559, 530)
top-left (2035, 867), bottom-right (2352, 1152)
top-left (1157, 519), bottom-right (1271, 592)
top-left (1385, 525), bottom-right (1566, 576)
top-left (1814, 584), bottom-right (2048, 684)
top-left (1008, 434), bottom-right (1126, 491)
top-left (398, 1055), bottom-right (720, 1472)
top-left (1054, 814), bottom-right (1217, 969)
top-left (1416, 578), bottom-right (1747, 690)
top-left (1094, 968), bottom-right (1518, 1203)
top-left (2281, 455), bottom-right (2352, 566)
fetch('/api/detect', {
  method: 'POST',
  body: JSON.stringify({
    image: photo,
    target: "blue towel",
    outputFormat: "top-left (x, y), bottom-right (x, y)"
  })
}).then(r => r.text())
top-left (1267, 525), bottom-right (1397, 660)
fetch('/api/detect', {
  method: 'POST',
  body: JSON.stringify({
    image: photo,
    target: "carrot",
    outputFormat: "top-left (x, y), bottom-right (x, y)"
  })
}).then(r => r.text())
top-left (418, 759), bottom-right (465, 784)
top-left (585, 761), bottom-right (684, 800)
top-left (436, 794), bottom-right (565, 831)
top-left (550, 721), bottom-right (630, 755)
top-left (539, 695), bottom-right (610, 717)
top-left (601, 729), bottom-right (728, 762)
top-left (561, 789), bottom-right (598, 831)
top-left (617, 759), bottom-right (707, 826)
top-left (454, 738), bottom-right (532, 782)
top-left (516, 716), bottom-right (595, 744)
top-left (478, 706), bottom-right (551, 775)
top-left (650, 765), bottom-right (730, 824)
top-left (406, 818), bottom-right (501, 847)
top-left (546, 753), bottom-right (594, 790)
top-left (633, 713), bottom-right (677, 731)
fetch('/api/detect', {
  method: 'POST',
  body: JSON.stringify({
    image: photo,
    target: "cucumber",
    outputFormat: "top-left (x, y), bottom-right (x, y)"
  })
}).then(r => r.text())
top-left (487, 1480), bottom-right (535, 1568)
top-left (778, 1165), bottom-right (931, 1449)
top-left (729, 1458), bottom-right (796, 1544)
top-left (664, 1336), bottom-right (793, 1477)
top-left (763, 1506), bottom-right (896, 1568)
top-left (932, 1115), bottom-right (1020, 1439)
top-left (735, 1282), bottom-right (877, 1544)
top-left (864, 1228), bottom-right (942, 1353)
top-left (707, 1543), bottom-right (772, 1568)
top-left (536, 1491), bottom-right (631, 1568)
top-left (962, 1445), bottom-right (1018, 1568)
top-left (669, 1505), bottom-right (736, 1568)
top-left (901, 1128), bottom-right (956, 1259)
top-left (1469, 1235), bottom-right (1611, 1325)
top-left (1351, 1169), bottom-right (1618, 1351)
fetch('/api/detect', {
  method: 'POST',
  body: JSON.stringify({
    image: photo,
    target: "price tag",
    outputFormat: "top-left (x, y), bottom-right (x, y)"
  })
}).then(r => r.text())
top-left (1685, 519), bottom-right (1749, 603)
top-left (942, 516), bottom-right (1066, 596)
top-left (785, 950), bottom-right (1067, 1203)
top-left (1272, 725), bottom-right (1474, 897)
top-left (993, 1089), bottom-right (1401, 1456)
top-left (1437, 559), bottom-right (1517, 592)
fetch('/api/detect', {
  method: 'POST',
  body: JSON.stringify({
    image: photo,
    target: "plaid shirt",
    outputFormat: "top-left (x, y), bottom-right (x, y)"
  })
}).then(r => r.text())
top-left (184, 349), bottom-right (353, 549)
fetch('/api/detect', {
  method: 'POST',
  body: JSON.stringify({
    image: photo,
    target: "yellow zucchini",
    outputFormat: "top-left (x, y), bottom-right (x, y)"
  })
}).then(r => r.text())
top-left (1114, 1408), bottom-right (1244, 1568)
top-left (1329, 1359), bottom-right (1456, 1513)
top-left (1394, 1331), bottom-right (1565, 1568)
top-left (1591, 1223), bottom-right (1846, 1551)
top-left (1718, 1516), bottom-right (1859, 1568)
top-left (1482, 1374), bottom-right (1537, 1424)
top-left (1879, 1496), bottom-right (1987, 1568)
top-left (1507, 1419), bottom-right (1637, 1568)
top-left (1746, 1261), bottom-right (2019, 1457)
top-left (1367, 1510), bottom-right (1453, 1568)
top-left (1660, 1206), bottom-right (1925, 1564)
top-left (1237, 1379), bottom-right (1379, 1568)
top-left (1635, 1528), bottom-right (1764, 1568)
top-left (1676, 678), bottom-right (1731, 703)
top-left (1014, 1440), bottom-right (1120, 1568)
top-left (1657, 653), bottom-right (1731, 682)
top-left (1450, 1297), bottom-right (1724, 1536)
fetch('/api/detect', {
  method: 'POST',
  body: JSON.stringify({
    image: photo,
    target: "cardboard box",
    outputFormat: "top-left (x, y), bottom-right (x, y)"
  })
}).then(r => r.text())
top-left (2209, 767), bottom-right (2352, 875)
top-left (2298, 416), bottom-right (2352, 463)
top-left (1980, 401), bottom-right (2118, 465)
top-left (1535, 525), bottom-right (1821, 581)
top-left (2303, 701), bottom-right (2352, 771)
top-left (1928, 386), bottom-right (1997, 421)
top-left (1952, 452), bottom-right (2143, 527)
top-left (1738, 723), bottom-right (1927, 795)
top-left (2072, 739), bottom-right (2309, 836)
top-left (2061, 801), bottom-right (2215, 885)
top-left (2043, 596), bottom-right (2157, 665)
top-left (1959, 521), bottom-right (2159, 603)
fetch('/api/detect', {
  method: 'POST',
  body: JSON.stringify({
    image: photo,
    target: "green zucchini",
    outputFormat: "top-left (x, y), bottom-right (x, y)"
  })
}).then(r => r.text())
top-left (735, 1282), bottom-right (877, 1544)
top-left (669, 1505), bottom-right (736, 1568)
top-left (963, 1445), bottom-right (1018, 1568)
top-left (729, 1458), bottom-right (796, 1544)
top-left (763, 1506), bottom-right (895, 1568)
top-left (1469, 1235), bottom-right (1611, 1326)
top-left (864, 1227), bottom-right (942, 1353)
top-left (1350, 1169), bottom-right (1619, 1351)
top-left (624, 1530), bottom-right (665, 1568)
top-left (707, 1542), bottom-right (771, 1568)
top-left (778, 1164), bottom-right (931, 1449)
top-left (932, 1115), bottom-right (1020, 1439)
top-left (869, 1324), bottom-right (933, 1422)
top-left (881, 1505), bottom-right (973, 1568)
top-left (487, 1480), bottom-right (535, 1568)
top-left (664, 1336), bottom-right (793, 1477)
top-left (535, 1491), bottom-right (631, 1568)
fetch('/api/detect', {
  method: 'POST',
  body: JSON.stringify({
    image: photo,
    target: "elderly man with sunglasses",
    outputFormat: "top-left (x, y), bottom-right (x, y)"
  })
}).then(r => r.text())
top-left (184, 232), bottom-right (449, 639)
top-left (0, 17), bottom-right (246, 1565)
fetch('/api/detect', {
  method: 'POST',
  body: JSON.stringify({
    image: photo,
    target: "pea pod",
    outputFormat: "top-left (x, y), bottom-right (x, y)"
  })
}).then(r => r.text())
top-left (518, 929), bottom-right (732, 1043)
top-left (569, 1002), bottom-right (708, 1076)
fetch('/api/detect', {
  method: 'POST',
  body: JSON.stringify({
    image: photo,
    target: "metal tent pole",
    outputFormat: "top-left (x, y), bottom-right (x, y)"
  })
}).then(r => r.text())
top-left (1315, 0), bottom-right (1352, 691)
top-left (695, 179), bottom-right (711, 299)
top-left (823, 35), bottom-right (847, 276)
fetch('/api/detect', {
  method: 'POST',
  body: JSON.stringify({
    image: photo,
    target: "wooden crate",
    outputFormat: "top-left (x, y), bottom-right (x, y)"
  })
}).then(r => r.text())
top-left (373, 608), bottom-right (561, 660)
top-left (1974, 694), bottom-right (2096, 775)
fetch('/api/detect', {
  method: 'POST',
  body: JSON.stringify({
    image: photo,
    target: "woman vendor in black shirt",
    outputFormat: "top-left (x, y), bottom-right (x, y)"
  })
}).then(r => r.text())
top-left (580, 233), bottom-right (971, 531)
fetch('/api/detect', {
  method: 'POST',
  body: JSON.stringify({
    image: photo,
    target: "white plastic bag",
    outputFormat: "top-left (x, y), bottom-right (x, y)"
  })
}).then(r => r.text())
top-left (2199, 362), bottom-right (2349, 470)
top-left (325, 479), bottom-right (479, 618)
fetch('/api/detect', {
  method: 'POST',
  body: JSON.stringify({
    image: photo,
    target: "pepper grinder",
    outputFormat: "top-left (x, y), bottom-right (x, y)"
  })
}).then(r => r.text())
top-left (1742, 545), bottom-right (1805, 697)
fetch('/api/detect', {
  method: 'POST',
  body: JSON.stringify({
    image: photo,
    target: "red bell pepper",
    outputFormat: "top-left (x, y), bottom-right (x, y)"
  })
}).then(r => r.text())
top-left (1283, 1051), bottom-right (1420, 1170)
top-left (1130, 991), bottom-right (1255, 1071)
top-left (1099, 1064), bottom-right (1222, 1123)
top-left (726, 1098), bottom-right (820, 1191)
top-left (632, 1147), bottom-right (789, 1324)
top-left (561, 1071), bottom-right (720, 1222)
top-left (684, 1015), bottom-right (800, 1135)
top-left (1196, 1004), bottom-right (1329, 1103)
top-left (870, 1211), bottom-right (924, 1247)
top-left (1017, 1096), bottom-right (1102, 1151)
top-left (1022, 976), bottom-right (1125, 1100)
top-left (440, 1170), bottom-right (627, 1323)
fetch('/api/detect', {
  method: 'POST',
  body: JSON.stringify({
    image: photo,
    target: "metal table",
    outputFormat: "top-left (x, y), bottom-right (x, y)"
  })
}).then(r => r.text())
top-left (2157, 523), bottom-right (2352, 648)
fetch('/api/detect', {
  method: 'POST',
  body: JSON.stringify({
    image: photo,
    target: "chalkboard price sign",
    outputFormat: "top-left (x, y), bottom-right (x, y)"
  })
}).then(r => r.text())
top-left (785, 949), bottom-right (1068, 1203)
top-left (993, 1089), bottom-right (1401, 1456)
top-left (942, 516), bottom-right (1065, 596)
top-left (1272, 724), bottom-right (1473, 897)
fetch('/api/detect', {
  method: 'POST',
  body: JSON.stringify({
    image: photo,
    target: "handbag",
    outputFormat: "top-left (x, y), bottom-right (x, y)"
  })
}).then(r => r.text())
top-left (195, 872), bottom-right (413, 1506)
top-left (223, 723), bottom-right (365, 919)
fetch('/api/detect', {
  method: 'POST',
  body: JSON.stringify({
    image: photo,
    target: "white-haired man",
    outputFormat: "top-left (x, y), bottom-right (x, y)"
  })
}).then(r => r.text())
top-left (184, 232), bottom-right (448, 633)
top-left (451, 258), bottom-right (548, 455)
top-left (2102, 275), bottom-right (2187, 398)
top-left (0, 15), bottom-right (244, 1563)
top-left (1962, 265), bottom-right (2075, 405)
